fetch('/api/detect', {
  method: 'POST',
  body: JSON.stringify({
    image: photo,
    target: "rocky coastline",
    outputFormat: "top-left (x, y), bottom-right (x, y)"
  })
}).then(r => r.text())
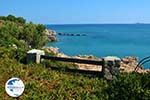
top-left (44, 29), bottom-right (149, 73)
top-left (44, 29), bottom-right (57, 42)
top-left (58, 32), bottom-right (86, 36)
top-left (44, 46), bottom-right (149, 73)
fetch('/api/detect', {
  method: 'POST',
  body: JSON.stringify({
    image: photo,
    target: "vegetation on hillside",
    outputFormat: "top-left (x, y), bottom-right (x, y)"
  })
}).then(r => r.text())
top-left (0, 15), bottom-right (47, 63)
top-left (0, 57), bottom-right (150, 100)
top-left (0, 15), bottom-right (47, 49)
top-left (0, 15), bottom-right (150, 100)
top-left (0, 15), bottom-right (26, 24)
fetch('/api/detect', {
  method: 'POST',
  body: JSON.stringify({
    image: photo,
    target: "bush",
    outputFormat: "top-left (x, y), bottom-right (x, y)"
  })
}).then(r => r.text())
top-left (0, 15), bottom-right (48, 63)
top-left (0, 15), bottom-right (47, 49)
top-left (106, 72), bottom-right (150, 100)
top-left (0, 15), bottom-right (26, 24)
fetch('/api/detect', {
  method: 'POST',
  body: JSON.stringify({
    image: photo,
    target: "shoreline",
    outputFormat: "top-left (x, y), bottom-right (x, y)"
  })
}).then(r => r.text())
top-left (46, 24), bottom-right (150, 60)
top-left (44, 46), bottom-right (150, 73)
top-left (44, 28), bottom-right (150, 73)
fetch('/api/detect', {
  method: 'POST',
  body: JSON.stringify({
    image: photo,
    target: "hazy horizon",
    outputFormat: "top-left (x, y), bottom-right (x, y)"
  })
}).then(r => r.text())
top-left (1, 0), bottom-right (150, 24)
top-left (46, 23), bottom-right (150, 25)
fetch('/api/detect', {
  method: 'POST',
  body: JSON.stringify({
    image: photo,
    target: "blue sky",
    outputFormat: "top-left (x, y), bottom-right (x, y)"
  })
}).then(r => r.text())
top-left (0, 0), bottom-right (150, 24)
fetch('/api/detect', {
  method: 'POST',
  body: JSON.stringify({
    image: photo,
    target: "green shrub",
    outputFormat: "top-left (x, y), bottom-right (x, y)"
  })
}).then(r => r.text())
top-left (0, 15), bottom-right (150, 100)
top-left (106, 72), bottom-right (150, 100)
top-left (0, 15), bottom-right (48, 63)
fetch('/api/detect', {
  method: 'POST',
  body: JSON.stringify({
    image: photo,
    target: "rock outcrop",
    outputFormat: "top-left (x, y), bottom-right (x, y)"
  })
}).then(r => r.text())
top-left (43, 46), bottom-right (59, 54)
top-left (120, 56), bottom-right (149, 73)
top-left (44, 29), bottom-right (57, 41)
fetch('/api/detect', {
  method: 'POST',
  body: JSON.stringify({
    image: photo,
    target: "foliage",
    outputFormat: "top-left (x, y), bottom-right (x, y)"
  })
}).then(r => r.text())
top-left (0, 15), bottom-right (48, 62)
top-left (0, 15), bottom-right (47, 49)
top-left (106, 72), bottom-right (150, 100)
top-left (0, 57), bottom-right (108, 100)
top-left (0, 15), bottom-right (150, 99)
top-left (0, 15), bottom-right (26, 24)
top-left (0, 57), bottom-right (150, 99)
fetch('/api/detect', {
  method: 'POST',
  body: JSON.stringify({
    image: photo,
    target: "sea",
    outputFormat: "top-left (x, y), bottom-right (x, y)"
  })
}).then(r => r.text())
top-left (46, 24), bottom-right (150, 68)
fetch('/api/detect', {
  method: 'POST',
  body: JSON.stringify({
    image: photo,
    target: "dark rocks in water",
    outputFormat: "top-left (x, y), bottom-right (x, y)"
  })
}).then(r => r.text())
top-left (82, 34), bottom-right (86, 36)
top-left (58, 32), bottom-right (87, 36)
top-left (70, 34), bottom-right (74, 36)
top-left (58, 32), bottom-right (64, 35)
top-left (76, 34), bottom-right (80, 36)
top-left (75, 34), bottom-right (86, 36)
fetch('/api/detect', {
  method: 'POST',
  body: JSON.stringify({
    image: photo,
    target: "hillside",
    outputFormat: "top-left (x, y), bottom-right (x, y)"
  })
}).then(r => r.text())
top-left (0, 15), bottom-right (150, 100)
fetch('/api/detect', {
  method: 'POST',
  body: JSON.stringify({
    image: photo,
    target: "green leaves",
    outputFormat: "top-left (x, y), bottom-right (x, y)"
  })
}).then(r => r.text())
top-left (0, 15), bottom-right (26, 24)
top-left (107, 72), bottom-right (150, 100)
top-left (0, 15), bottom-right (47, 49)
top-left (0, 15), bottom-right (47, 63)
top-left (0, 56), bottom-right (150, 99)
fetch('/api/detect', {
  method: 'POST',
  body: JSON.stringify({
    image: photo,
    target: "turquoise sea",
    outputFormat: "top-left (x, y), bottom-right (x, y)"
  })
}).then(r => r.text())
top-left (46, 24), bottom-right (150, 60)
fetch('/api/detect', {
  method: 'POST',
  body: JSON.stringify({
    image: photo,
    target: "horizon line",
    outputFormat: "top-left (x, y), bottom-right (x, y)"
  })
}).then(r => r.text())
top-left (45, 23), bottom-right (150, 25)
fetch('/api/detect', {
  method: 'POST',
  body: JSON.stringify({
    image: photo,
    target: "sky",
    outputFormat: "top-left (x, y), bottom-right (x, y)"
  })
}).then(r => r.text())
top-left (0, 0), bottom-right (150, 24)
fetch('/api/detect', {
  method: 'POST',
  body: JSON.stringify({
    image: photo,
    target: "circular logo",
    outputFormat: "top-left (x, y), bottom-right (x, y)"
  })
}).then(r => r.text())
top-left (5, 77), bottom-right (25, 97)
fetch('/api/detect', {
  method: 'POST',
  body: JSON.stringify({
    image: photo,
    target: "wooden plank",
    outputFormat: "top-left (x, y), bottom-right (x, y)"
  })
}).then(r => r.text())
top-left (41, 55), bottom-right (104, 65)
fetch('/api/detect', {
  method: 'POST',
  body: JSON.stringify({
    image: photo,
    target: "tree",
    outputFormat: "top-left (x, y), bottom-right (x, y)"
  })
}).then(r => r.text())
top-left (36, 24), bottom-right (46, 33)
top-left (7, 15), bottom-right (16, 22)
top-left (17, 17), bottom-right (26, 24)
top-left (0, 15), bottom-right (26, 24)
